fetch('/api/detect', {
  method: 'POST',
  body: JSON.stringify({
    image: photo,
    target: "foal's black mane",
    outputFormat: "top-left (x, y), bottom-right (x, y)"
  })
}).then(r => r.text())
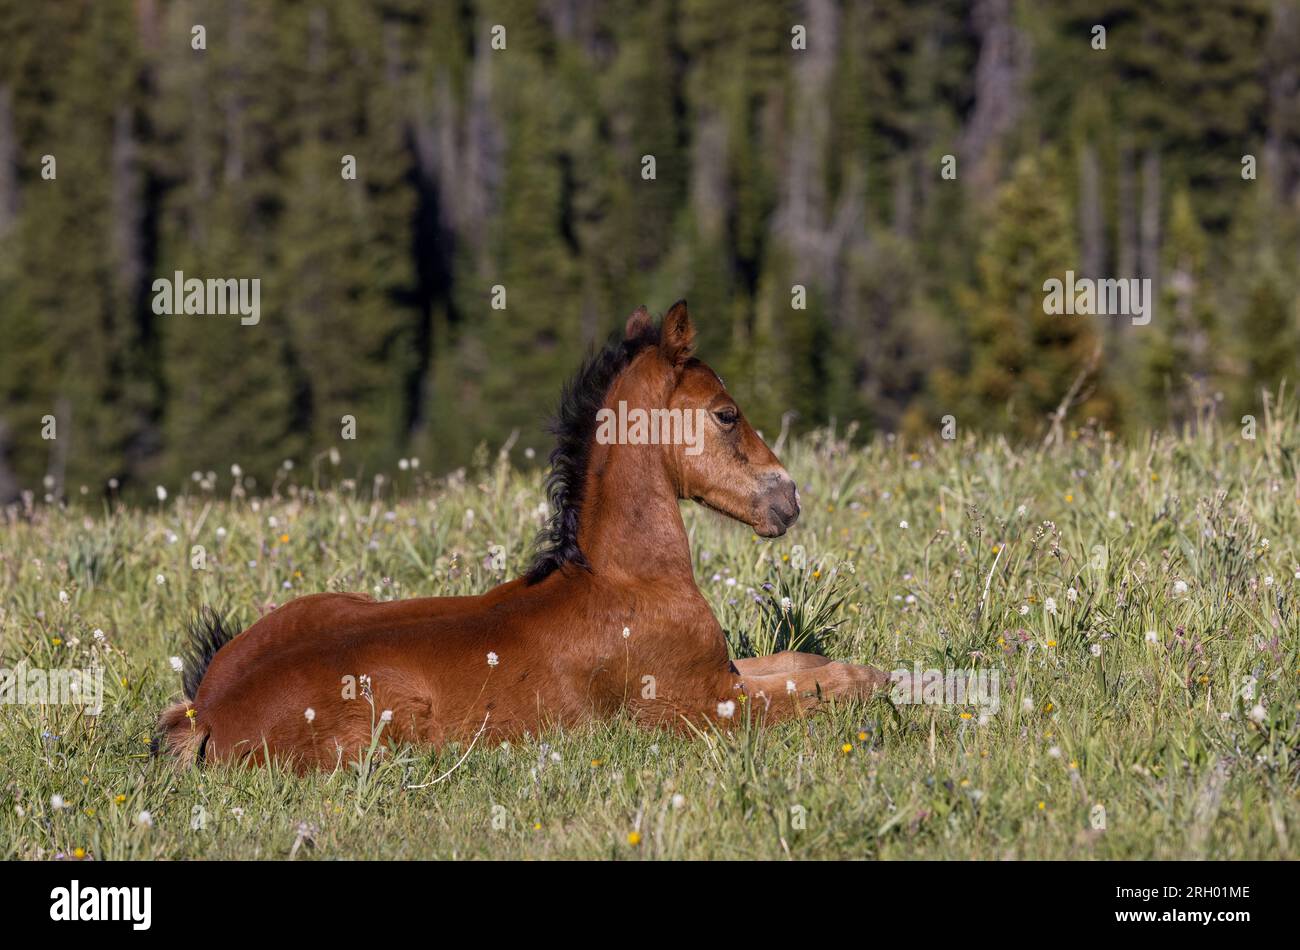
top-left (525, 322), bottom-right (661, 584)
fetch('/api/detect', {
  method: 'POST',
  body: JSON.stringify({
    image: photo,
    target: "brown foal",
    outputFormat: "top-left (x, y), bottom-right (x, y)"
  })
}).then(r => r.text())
top-left (158, 301), bottom-right (889, 770)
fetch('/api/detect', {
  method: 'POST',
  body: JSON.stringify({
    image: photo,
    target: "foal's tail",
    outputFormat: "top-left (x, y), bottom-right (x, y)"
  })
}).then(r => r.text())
top-left (154, 607), bottom-right (239, 765)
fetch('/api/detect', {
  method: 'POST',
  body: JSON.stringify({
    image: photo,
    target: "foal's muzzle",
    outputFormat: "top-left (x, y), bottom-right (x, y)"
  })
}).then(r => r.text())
top-left (755, 473), bottom-right (800, 537)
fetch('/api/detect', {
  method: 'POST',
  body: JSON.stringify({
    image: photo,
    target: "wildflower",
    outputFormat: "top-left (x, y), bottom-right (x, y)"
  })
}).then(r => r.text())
top-left (785, 680), bottom-right (796, 695)
top-left (304, 708), bottom-right (316, 723)
top-left (671, 794), bottom-right (686, 809)
top-left (92, 629), bottom-right (105, 641)
top-left (231, 464), bottom-right (242, 478)
top-left (780, 596), bottom-right (793, 612)
top-left (155, 574), bottom-right (165, 585)
top-left (857, 731), bottom-right (868, 741)
top-left (1249, 704), bottom-right (1267, 723)
top-left (380, 709), bottom-right (393, 723)
top-left (1064, 494), bottom-right (1073, 503)
top-left (51, 795), bottom-right (66, 811)
top-left (899, 520), bottom-right (909, 530)
top-left (58, 590), bottom-right (69, 604)
top-left (115, 794), bottom-right (126, 804)
top-left (627, 831), bottom-right (641, 846)
top-left (1046, 639), bottom-right (1057, 648)
top-left (622, 626), bottom-right (631, 639)
top-left (169, 657), bottom-right (183, 672)
top-left (959, 712), bottom-right (972, 721)
top-left (1173, 580), bottom-right (1189, 595)
top-left (717, 700), bottom-right (736, 719)
top-left (1145, 630), bottom-right (1159, 644)
top-left (1048, 746), bottom-right (1061, 758)
top-left (1066, 587), bottom-right (1078, 602)
top-left (841, 743), bottom-right (852, 754)
top-left (1044, 597), bottom-right (1057, 615)
top-left (1089, 643), bottom-right (1102, 657)
top-left (73, 847), bottom-right (86, 859)
top-left (1022, 696), bottom-right (1034, 713)
top-left (1037, 801), bottom-right (1046, 811)
top-left (156, 485), bottom-right (168, 502)
top-left (137, 810), bottom-right (154, 828)
top-left (487, 652), bottom-right (499, 667)
top-left (1018, 605), bottom-right (1030, 616)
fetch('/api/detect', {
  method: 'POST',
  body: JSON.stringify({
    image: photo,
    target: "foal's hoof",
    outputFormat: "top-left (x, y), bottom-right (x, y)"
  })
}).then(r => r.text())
top-left (854, 664), bottom-right (893, 698)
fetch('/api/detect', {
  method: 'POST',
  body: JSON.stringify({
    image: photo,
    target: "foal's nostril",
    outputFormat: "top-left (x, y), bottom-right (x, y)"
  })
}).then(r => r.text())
top-left (779, 479), bottom-right (800, 524)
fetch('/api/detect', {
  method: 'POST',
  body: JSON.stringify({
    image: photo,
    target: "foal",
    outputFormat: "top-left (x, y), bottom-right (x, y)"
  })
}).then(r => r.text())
top-left (159, 302), bottom-right (889, 769)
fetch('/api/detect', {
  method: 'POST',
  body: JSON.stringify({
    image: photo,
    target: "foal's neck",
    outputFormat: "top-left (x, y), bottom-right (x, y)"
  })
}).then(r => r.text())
top-left (576, 443), bottom-right (697, 586)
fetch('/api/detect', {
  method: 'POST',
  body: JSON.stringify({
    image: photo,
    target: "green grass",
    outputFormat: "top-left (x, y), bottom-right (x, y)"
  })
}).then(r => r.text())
top-left (2, 411), bottom-right (1298, 860)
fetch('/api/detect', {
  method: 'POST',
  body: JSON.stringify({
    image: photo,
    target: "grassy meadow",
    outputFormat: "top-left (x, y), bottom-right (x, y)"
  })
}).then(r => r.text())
top-left (1, 408), bottom-right (1298, 861)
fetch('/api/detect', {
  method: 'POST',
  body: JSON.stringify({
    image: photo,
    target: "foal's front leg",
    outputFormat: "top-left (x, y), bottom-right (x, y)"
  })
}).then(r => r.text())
top-left (728, 659), bottom-right (890, 722)
top-left (731, 651), bottom-right (832, 676)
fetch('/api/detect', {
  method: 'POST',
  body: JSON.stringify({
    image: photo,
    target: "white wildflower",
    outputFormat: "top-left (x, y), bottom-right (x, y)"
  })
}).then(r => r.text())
top-left (169, 656), bottom-right (183, 672)
top-left (304, 708), bottom-right (316, 723)
top-left (717, 700), bottom-right (736, 719)
top-left (487, 652), bottom-right (499, 667)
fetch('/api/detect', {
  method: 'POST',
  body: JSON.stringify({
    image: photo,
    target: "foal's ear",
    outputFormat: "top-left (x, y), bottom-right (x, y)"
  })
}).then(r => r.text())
top-left (625, 305), bottom-right (654, 341)
top-left (660, 299), bottom-right (695, 366)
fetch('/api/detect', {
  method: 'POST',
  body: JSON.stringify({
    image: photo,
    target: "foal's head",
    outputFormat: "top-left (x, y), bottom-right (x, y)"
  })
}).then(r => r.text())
top-left (612, 301), bottom-right (800, 537)
top-left (528, 300), bottom-right (800, 584)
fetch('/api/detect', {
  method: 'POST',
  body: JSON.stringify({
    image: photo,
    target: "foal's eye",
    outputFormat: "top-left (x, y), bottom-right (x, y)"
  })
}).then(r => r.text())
top-left (713, 407), bottom-right (738, 427)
